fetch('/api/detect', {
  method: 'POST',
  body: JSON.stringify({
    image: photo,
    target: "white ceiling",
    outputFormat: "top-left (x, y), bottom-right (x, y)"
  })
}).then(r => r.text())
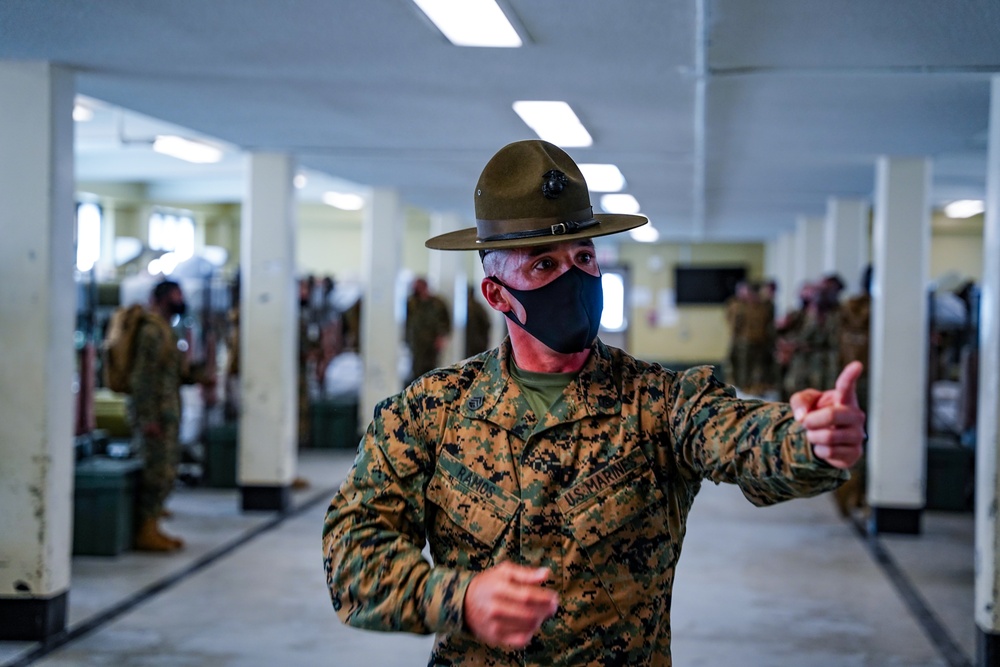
top-left (2, 0), bottom-right (999, 242)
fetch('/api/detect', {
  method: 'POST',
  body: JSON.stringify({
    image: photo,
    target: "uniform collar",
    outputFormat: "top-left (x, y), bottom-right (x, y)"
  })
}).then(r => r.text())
top-left (461, 338), bottom-right (622, 436)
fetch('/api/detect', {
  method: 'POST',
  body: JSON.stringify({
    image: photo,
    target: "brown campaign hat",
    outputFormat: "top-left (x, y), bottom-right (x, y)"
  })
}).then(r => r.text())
top-left (425, 140), bottom-right (648, 251)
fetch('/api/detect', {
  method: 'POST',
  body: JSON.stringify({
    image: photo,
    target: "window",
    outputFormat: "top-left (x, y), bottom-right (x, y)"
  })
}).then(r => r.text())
top-left (600, 271), bottom-right (627, 332)
top-left (148, 209), bottom-right (195, 274)
top-left (76, 202), bottom-right (102, 272)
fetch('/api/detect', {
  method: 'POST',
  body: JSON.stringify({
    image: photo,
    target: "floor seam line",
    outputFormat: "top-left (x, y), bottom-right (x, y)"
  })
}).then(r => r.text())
top-left (850, 515), bottom-right (973, 667)
top-left (3, 485), bottom-right (340, 667)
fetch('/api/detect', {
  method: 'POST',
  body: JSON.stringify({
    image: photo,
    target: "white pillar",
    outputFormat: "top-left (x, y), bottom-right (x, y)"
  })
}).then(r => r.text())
top-left (428, 212), bottom-right (465, 365)
top-left (97, 197), bottom-right (117, 280)
top-left (793, 215), bottom-right (825, 292)
top-left (868, 157), bottom-right (931, 534)
top-left (239, 153), bottom-right (297, 511)
top-left (360, 189), bottom-right (404, 431)
top-left (774, 231), bottom-right (796, 316)
top-left (0, 62), bottom-right (75, 640)
top-left (765, 233), bottom-right (793, 318)
top-left (974, 75), bottom-right (1000, 660)
top-left (764, 237), bottom-right (782, 285)
top-left (824, 197), bottom-right (870, 295)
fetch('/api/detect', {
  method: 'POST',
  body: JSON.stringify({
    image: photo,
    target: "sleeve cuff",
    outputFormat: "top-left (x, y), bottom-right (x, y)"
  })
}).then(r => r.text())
top-left (422, 566), bottom-right (477, 634)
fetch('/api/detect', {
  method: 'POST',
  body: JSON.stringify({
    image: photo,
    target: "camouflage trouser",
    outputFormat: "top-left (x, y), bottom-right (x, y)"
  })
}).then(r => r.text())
top-left (727, 343), bottom-right (745, 389)
top-left (136, 422), bottom-right (180, 524)
top-left (732, 341), bottom-right (773, 392)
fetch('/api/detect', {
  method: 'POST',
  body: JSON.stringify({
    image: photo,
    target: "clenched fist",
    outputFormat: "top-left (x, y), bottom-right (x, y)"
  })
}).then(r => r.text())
top-left (463, 561), bottom-right (559, 649)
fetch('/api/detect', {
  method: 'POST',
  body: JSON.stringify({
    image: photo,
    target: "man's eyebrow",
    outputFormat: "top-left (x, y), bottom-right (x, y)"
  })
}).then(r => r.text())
top-left (524, 240), bottom-right (595, 258)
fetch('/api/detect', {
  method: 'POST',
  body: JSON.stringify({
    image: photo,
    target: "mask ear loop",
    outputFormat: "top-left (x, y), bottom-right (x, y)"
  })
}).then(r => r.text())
top-left (486, 276), bottom-right (527, 328)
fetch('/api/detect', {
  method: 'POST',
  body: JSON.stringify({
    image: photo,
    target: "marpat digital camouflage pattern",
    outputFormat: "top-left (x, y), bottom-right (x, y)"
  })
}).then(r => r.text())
top-left (129, 313), bottom-right (186, 526)
top-left (323, 338), bottom-right (846, 666)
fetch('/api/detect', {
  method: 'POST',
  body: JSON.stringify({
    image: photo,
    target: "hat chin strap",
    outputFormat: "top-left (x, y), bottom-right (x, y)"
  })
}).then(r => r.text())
top-left (476, 208), bottom-right (597, 243)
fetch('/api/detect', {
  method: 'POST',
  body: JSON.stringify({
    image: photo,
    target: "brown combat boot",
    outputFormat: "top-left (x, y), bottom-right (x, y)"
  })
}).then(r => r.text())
top-left (134, 518), bottom-right (184, 552)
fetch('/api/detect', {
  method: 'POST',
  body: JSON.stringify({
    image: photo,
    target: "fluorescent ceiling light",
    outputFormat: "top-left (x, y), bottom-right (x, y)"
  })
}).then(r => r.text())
top-left (513, 101), bottom-right (592, 148)
top-left (579, 164), bottom-right (626, 192)
top-left (943, 199), bottom-right (985, 219)
top-left (600, 193), bottom-right (640, 215)
top-left (322, 192), bottom-right (365, 210)
top-left (629, 224), bottom-right (659, 243)
top-left (152, 136), bottom-right (223, 164)
top-left (412, 0), bottom-right (522, 47)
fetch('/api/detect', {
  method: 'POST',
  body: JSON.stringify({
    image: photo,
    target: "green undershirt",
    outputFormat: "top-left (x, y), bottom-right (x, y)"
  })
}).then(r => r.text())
top-left (509, 360), bottom-right (578, 423)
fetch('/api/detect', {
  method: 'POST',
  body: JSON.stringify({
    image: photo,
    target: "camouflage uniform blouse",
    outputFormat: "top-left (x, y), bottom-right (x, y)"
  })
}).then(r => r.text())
top-left (130, 313), bottom-right (185, 432)
top-left (323, 339), bottom-right (845, 666)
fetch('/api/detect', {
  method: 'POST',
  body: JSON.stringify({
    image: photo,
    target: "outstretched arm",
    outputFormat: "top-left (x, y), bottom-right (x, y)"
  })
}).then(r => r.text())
top-left (322, 395), bottom-right (473, 635)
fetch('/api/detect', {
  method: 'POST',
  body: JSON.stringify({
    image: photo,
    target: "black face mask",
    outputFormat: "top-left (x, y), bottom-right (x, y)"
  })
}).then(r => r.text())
top-left (490, 265), bottom-right (603, 354)
top-left (169, 301), bottom-right (188, 316)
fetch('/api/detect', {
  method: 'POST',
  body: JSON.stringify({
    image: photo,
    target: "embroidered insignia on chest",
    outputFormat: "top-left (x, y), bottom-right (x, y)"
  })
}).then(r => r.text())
top-left (467, 396), bottom-right (484, 410)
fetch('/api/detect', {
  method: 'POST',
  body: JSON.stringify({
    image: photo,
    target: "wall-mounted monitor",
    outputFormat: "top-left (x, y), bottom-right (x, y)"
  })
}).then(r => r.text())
top-left (674, 266), bottom-right (747, 305)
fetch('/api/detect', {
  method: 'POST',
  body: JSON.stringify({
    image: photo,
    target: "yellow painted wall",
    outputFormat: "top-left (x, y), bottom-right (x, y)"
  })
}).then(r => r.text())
top-left (403, 209), bottom-right (432, 279)
top-left (618, 242), bottom-right (765, 364)
top-left (296, 204), bottom-right (442, 282)
top-left (930, 212), bottom-right (983, 284)
top-left (297, 203), bottom-right (364, 279)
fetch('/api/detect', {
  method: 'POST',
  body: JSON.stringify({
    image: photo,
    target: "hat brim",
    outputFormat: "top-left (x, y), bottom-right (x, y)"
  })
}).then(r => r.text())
top-left (425, 213), bottom-right (649, 251)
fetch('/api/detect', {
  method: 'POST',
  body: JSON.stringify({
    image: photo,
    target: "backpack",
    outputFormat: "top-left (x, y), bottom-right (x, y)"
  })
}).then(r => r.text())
top-left (102, 304), bottom-right (148, 394)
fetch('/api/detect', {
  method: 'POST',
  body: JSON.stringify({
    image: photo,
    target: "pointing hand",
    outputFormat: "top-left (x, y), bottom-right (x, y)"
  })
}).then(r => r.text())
top-left (789, 361), bottom-right (867, 469)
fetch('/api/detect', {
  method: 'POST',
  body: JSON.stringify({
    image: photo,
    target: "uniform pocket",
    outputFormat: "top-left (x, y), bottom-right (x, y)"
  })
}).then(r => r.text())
top-left (426, 451), bottom-right (520, 549)
top-left (557, 449), bottom-right (670, 615)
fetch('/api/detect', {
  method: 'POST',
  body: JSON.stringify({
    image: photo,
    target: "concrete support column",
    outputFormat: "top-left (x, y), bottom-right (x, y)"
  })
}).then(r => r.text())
top-left (975, 75), bottom-right (1000, 665)
top-left (793, 216), bottom-right (825, 294)
top-left (97, 197), bottom-right (117, 280)
top-left (824, 197), bottom-right (870, 294)
top-left (765, 232), bottom-right (794, 318)
top-left (764, 236), bottom-right (783, 279)
top-left (239, 153), bottom-right (297, 512)
top-left (360, 189), bottom-right (404, 432)
top-left (764, 237), bottom-right (781, 292)
top-left (0, 62), bottom-right (75, 640)
top-left (868, 157), bottom-right (931, 535)
top-left (428, 212), bottom-right (465, 366)
top-left (780, 231), bottom-right (798, 316)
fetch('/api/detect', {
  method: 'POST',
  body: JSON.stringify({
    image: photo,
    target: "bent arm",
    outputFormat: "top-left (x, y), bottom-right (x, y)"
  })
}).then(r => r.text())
top-left (322, 395), bottom-right (474, 634)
